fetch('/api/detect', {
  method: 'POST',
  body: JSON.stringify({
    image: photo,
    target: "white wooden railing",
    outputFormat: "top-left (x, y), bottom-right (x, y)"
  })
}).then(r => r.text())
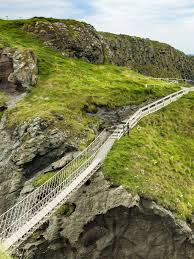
top-left (0, 86), bottom-right (193, 250)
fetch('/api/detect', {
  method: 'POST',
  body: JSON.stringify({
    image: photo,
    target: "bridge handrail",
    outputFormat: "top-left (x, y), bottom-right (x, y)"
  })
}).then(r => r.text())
top-left (0, 129), bottom-right (109, 240)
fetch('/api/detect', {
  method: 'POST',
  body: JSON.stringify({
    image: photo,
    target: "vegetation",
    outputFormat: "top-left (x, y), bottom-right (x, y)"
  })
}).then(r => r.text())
top-left (0, 90), bottom-right (8, 106)
top-left (57, 202), bottom-right (75, 217)
top-left (32, 171), bottom-right (56, 187)
top-left (103, 92), bottom-right (194, 219)
top-left (0, 245), bottom-right (12, 259)
top-left (0, 19), bottom-right (180, 146)
top-left (100, 31), bottom-right (194, 79)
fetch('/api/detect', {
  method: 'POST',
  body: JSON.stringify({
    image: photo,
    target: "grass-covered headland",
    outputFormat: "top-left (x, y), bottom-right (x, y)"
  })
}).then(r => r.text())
top-left (103, 92), bottom-right (194, 219)
top-left (0, 19), bottom-right (180, 144)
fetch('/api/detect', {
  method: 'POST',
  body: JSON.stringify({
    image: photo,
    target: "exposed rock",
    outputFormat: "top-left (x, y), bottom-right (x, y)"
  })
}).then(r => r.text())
top-left (51, 151), bottom-right (79, 171)
top-left (15, 171), bottom-right (194, 259)
top-left (101, 32), bottom-right (194, 79)
top-left (23, 19), bottom-right (194, 79)
top-left (24, 21), bottom-right (104, 64)
top-left (0, 116), bottom-right (77, 214)
top-left (0, 47), bottom-right (38, 94)
top-left (0, 50), bottom-right (15, 94)
top-left (84, 102), bottom-right (148, 127)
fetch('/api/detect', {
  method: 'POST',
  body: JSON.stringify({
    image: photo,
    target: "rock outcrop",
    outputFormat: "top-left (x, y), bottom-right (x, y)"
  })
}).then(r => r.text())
top-left (0, 117), bottom-right (76, 214)
top-left (0, 48), bottom-right (38, 94)
top-left (101, 32), bottom-right (194, 79)
top-left (23, 19), bottom-right (194, 79)
top-left (14, 172), bottom-right (194, 259)
top-left (23, 21), bottom-right (104, 64)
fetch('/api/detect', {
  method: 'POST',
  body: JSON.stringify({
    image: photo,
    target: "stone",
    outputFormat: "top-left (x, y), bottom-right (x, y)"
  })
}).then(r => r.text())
top-left (14, 171), bottom-right (194, 259)
top-left (0, 116), bottom-right (77, 213)
top-left (24, 21), bottom-right (104, 64)
top-left (0, 47), bottom-right (38, 93)
top-left (51, 151), bottom-right (78, 170)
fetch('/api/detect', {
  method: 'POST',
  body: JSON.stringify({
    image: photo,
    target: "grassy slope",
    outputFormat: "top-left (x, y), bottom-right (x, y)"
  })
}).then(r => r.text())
top-left (0, 19), bottom-right (180, 147)
top-left (103, 92), bottom-right (194, 219)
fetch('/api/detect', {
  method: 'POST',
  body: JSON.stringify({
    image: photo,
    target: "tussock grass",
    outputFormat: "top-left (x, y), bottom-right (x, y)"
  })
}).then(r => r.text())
top-left (32, 171), bottom-right (56, 187)
top-left (103, 92), bottom-right (194, 219)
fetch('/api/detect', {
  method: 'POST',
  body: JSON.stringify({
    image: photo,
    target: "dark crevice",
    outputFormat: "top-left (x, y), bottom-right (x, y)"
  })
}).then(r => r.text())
top-left (85, 179), bottom-right (91, 186)
top-left (23, 145), bottom-right (75, 179)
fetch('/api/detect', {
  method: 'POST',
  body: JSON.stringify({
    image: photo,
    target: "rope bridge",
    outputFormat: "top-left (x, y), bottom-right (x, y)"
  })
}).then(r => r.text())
top-left (0, 86), bottom-right (193, 250)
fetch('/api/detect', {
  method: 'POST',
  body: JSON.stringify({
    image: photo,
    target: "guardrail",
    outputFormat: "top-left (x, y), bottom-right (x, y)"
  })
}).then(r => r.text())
top-left (154, 78), bottom-right (194, 84)
top-left (0, 87), bottom-right (193, 249)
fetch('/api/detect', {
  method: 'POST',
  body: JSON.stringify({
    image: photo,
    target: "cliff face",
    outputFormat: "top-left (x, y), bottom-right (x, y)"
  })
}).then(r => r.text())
top-left (0, 116), bottom-right (76, 214)
top-left (100, 32), bottom-right (194, 79)
top-left (23, 20), bottom-right (194, 79)
top-left (14, 172), bottom-right (194, 259)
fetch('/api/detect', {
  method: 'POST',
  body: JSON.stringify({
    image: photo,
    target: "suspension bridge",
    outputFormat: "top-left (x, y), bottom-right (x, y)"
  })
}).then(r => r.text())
top-left (0, 86), bottom-right (193, 250)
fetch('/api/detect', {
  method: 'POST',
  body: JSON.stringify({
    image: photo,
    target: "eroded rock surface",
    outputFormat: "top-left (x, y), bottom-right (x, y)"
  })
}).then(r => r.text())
top-left (24, 21), bottom-right (104, 64)
top-left (15, 172), bottom-right (194, 259)
top-left (0, 117), bottom-right (76, 213)
top-left (0, 47), bottom-right (38, 94)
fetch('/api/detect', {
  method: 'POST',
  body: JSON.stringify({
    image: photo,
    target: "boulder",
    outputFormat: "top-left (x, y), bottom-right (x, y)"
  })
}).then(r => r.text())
top-left (0, 116), bottom-right (77, 214)
top-left (0, 47), bottom-right (38, 93)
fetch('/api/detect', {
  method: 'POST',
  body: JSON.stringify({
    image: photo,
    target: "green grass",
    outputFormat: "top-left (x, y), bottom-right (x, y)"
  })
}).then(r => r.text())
top-left (56, 202), bottom-right (75, 216)
top-left (103, 92), bottom-right (194, 219)
top-left (32, 171), bottom-right (56, 187)
top-left (0, 90), bottom-right (8, 106)
top-left (0, 19), bottom-right (181, 146)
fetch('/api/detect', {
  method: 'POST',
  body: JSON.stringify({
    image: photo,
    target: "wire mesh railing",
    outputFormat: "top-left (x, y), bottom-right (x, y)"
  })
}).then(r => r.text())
top-left (0, 129), bottom-right (109, 241)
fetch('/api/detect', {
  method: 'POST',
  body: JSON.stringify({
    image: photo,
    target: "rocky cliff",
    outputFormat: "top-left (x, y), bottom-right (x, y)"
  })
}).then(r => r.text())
top-left (23, 19), bottom-right (194, 79)
top-left (14, 172), bottom-right (194, 259)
